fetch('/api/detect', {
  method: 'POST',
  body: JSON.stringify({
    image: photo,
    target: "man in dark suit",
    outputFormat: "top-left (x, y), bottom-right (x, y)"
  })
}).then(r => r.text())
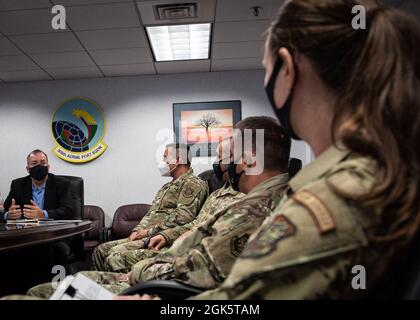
top-left (3, 149), bottom-right (73, 221)
top-left (2, 149), bottom-right (80, 268)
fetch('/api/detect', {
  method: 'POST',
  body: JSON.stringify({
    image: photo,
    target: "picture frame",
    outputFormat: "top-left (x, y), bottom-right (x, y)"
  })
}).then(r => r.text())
top-left (173, 100), bottom-right (242, 157)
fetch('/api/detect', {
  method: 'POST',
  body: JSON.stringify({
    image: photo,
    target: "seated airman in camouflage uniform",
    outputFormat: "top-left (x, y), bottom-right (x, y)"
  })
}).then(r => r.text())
top-left (92, 143), bottom-right (208, 272)
top-left (25, 116), bottom-right (291, 299)
top-left (102, 138), bottom-right (246, 272)
top-left (193, 0), bottom-right (420, 300)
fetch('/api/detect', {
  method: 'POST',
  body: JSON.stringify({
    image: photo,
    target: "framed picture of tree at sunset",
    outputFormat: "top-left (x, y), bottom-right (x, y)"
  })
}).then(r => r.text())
top-left (173, 100), bottom-right (242, 157)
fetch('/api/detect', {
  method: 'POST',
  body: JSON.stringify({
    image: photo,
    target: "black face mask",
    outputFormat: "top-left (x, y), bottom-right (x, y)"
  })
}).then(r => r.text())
top-left (212, 161), bottom-right (227, 181)
top-left (265, 56), bottom-right (301, 140)
top-left (227, 163), bottom-right (244, 192)
top-left (29, 164), bottom-right (48, 181)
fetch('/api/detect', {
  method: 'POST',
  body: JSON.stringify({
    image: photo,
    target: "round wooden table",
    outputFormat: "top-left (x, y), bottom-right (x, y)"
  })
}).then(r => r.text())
top-left (0, 220), bottom-right (91, 252)
top-left (0, 220), bottom-right (91, 296)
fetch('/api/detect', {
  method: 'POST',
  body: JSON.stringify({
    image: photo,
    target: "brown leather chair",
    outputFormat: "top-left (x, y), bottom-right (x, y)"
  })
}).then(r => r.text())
top-left (57, 175), bottom-right (84, 220)
top-left (83, 205), bottom-right (105, 253)
top-left (104, 204), bottom-right (151, 241)
top-left (55, 175), bottom-right (85, 263)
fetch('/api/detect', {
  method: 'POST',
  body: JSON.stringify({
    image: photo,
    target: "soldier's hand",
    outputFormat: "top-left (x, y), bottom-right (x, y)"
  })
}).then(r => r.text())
top-left (148, 235), bottom-right (167, 250)
top-left (8, 199), bottom-right (22, 220)
top-left (23, 200), bottom-right (45, 219)
top-left (129, 230), bottom-right (148, 241)
top-left (119, 273), bottom-right (130, 282)
top-left (128, 231), bottom-right (138, 241)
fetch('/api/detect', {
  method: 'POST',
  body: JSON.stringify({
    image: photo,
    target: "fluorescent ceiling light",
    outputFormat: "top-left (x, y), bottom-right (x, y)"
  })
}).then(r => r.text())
top-left (146, 23), bottom-right (211, 62)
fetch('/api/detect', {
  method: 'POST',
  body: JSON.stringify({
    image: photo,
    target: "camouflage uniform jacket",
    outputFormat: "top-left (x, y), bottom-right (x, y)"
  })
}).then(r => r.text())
top-left (194, 145), bottom-right (396, 300)
top-left (129, 173), bottom-right (289, 289)
top-left (159, 184), bottom-right (245, 246)
top-left (133, 168), bottom-right (208, 235)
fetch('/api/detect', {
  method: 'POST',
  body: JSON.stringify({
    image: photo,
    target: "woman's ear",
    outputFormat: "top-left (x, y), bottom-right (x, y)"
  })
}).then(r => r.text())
top-left (278, 47), bottom-right (295, 81)
top-left (273, 47), bottom-right (296, 109)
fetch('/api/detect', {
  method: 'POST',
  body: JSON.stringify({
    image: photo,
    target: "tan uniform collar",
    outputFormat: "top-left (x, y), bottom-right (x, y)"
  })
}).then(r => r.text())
top-left (218, 183), bottom-right (241, 197)
top-left (289, 144), bottom-right (351, 191)
top-left (175, 167), bottom-right (194, 181)
top-left (249, 173), bottom-right (289, 196)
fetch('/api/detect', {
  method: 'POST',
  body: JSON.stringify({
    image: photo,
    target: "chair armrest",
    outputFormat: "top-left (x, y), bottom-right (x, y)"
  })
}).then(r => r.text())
top-left (99, 227), bottom-right (111, 243)
top-left (119, 280), bottom-right (204, 300)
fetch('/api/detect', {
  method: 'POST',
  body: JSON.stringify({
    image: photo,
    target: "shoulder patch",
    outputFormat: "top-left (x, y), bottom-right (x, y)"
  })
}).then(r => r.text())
top-left (230, 234), bottom-right (250, 257)
top-left (292, 191), bottom-right (336, 234)
top-left (241, 214), bottom-right (296, 259)
top-left (182, 185), bottom-right (195, 198)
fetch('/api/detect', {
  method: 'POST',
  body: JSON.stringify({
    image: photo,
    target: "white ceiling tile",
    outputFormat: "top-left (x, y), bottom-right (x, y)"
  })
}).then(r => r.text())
top-left (89, 47), bottom-right (152, 65)
top-left (0, 0), bottom-right (282, 79)
top-left (47, 66), bottom-right (103, 80)
top-left (0, 8), bottom-right (63, 35)
top-left (211, 57), bottom-right (263, 71)
top-left (0, 0), bottom-right (52, 11)
top-left (155, 59), bottom-right (210, 74)
top-left (0, 55), bottom-right (38, 71)
top-left (76, 28), bottom-right (148, 50)
top-left (31, 51), bottom-right (94, 68)
top-left (212, 41), bottom-right (264, 59)
top-left (0, 69), bottom-right (50, 82)
top-left (216, 0), bottom-right (282, 22)
top-left (0, 35), bottom-right (21, 56)
top-left (101, 63), bottom-right (156, 76)
top-left (10, 32), bottom-right (84, 54)
top-left (66, 3), bottom-right (140, 31)
top-left (137, 0), bottom-right (216, 26)
top-left (213, 20), bottom-right (269, 43)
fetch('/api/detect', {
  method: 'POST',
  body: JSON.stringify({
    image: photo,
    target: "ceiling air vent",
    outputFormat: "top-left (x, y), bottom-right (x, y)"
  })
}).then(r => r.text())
top-left (154, 3), bottom-right (198, 20)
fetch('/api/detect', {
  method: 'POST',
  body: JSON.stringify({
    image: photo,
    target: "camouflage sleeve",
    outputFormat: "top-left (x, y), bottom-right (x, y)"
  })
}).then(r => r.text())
top-left (132, 210), bottom-right (153, 232)
top-left (191, 198), bottom-right (333, 299)
top-left (147, 180), bottom-right (209, 236)
top-left (132, 186), bottom-right (167, 232)
top-left (158, 188), bottom-right (220, 245)
top-left (170, 202), bottom-right (272, 289)
top-left (129, 252), bottom-right (177, 284)
top-left (158, 220), bottom-right (196, 246)
top-left (193, 171), bottom-right (373, 300)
